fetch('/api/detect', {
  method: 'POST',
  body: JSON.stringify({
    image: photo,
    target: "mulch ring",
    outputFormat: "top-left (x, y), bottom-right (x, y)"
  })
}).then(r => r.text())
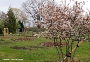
top-left (10, 46), bottom-right (45, 50)
top-left (40, 42), bottom-right (70, 47)
top-left (11, 37), bottom-right (34, 41)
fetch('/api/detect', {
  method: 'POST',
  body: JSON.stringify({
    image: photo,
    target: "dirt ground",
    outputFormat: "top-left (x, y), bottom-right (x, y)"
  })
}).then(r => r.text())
top-left (40, 42), bottom-right (68, 47)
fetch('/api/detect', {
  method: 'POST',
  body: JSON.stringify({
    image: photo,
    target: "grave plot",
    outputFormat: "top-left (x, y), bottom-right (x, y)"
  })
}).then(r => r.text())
top-left (0, 39), bottom-right (11, 45)
top-left (40, 42), bottom-right (68, 47)
top-left (10, 46), bottom-right (28, 50)
top-left (10, 46), bottom-right (45, 50)
top-left (12, 37), bottom-right (34, 41)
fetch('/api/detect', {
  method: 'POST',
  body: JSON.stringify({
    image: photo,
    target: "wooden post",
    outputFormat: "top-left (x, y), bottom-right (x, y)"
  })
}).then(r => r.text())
top-left (63, 40), bottom-right (84, 61)
top-left (4, 28), bottom-right (8, 37)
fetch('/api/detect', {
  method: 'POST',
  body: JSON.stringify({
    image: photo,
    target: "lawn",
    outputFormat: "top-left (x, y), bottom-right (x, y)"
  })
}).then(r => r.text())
top-left (0, 35), bottom-right (90, 62)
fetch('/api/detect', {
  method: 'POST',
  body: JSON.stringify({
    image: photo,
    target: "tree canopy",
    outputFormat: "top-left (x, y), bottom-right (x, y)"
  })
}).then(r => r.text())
top-left (4, 8), bottom-right (16, 33)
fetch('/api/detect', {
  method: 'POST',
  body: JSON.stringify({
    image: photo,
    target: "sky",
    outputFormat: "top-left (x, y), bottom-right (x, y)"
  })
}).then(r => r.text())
top-left (0, 0), bottom-right (90, 27)
top-left (0, 0), bottom-right (90, 13)
top-left (0, 0), bottom-right (26, 13)
top-left (56, 0), bottom-right (90, 13)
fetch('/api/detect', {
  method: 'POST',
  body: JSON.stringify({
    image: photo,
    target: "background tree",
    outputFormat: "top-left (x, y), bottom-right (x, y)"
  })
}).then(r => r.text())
top-left (16, 22), bottom-right (21, 29)
top-left (11, 8), bottom-right (27, 21)
top-left (22, 0), bottom-right (56, 35)
top-left (22, 0), bottom-right (54, 27)
top-left (18, 20), bottom-right (24, 31)
top-left (0, 20), bottom-right (4, 34)
top-left (11, 8), bottom-right (29, 36)
top-left (11, 8), bottom-right (22, 22)
top-left (0, 11), bottom-right (6, 34)
top-left (0, 11), bottom-right (6, 20)
top-left (4, 8), bottom-right (16, 34)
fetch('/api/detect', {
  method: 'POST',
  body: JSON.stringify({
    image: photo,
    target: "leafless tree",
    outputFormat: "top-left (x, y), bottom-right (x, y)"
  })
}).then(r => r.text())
top-left (0, 11), bottom-right (6, 20)
top-left (22, 0), bottom-right (42, 27)
top-left (22, 0), bottom-right (56, 27)
top-left (0, 11), bottom-right (6, 32)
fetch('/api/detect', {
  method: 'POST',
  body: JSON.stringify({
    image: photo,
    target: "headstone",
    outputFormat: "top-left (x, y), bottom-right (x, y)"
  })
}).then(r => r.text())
top-left (16, 29), bottom-right (20, 36)
top-left (19, 28), bottom-right (23, 32)
top-left (4, 28), bottom-right (8, 36)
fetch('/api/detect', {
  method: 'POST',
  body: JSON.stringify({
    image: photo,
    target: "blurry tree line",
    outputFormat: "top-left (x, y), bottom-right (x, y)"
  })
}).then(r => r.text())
top-left (29, 27), bottom-right (46, 32)
top-left (0, 7), bottom-right (27, 34)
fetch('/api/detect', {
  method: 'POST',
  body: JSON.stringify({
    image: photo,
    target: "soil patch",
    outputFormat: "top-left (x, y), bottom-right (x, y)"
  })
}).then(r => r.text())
top-left (0, 39), bottom-right (5, 42)
top-left (0, 43), bottom-right (2, 44)
top-left (12, 37), bottom-right (34, 41)
top-left (29, 46), bottom-right (45, 49)
top-left (40, 42), bottom-right (68, 47)
top-left (10, 46), bottom-right (45, 50)
top-left (0, 42), bottom-right (11, 45)
top-left (10, 46), bottom-right (28, 50)
top-left (43, 60), bottom-right (57, 62)
top-left (4, 42), bottom-right (11, 44)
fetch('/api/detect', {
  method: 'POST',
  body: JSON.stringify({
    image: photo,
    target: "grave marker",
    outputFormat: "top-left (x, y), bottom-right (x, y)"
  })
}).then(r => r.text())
top-left (4, 28), bottom-right (8, 36)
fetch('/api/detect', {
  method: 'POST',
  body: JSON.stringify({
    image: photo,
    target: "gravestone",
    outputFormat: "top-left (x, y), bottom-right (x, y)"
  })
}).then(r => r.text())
top-left (4, 28), bottom-right (8, 36)
top-left (16, 29), bottom-right (20, 36)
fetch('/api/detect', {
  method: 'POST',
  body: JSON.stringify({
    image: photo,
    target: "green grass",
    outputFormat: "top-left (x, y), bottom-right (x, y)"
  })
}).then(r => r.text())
top-left (0, 36), bottom-right (89, 62)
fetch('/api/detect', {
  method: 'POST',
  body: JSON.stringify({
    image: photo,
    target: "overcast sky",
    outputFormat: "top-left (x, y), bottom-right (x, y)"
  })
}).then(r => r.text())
top-left (0, 0), bottom-right (90, 13)
top-left (56, 0), bottom-right (90, 12)
top-left (0, 0), bottom-right (26, 13)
